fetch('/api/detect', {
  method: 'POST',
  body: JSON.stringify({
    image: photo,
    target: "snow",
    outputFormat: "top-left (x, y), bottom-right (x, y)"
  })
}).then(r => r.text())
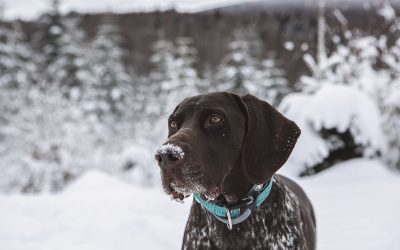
top-left (0, 160), bottom-right (399, 250)
top-left (385, 79), bottom-right (400, 107)
top-left (378, 1), bottom-right (396, 22)
top-left (301, 43), bottom-right (309, 51)
top-left (280, 84), bottom-right (387, 172)
top-left (297, 159), bottom-right (400, 250)
top-left (284, 41), bottom-right (294, 51)
top-left (0, 170), bottom-right (191, 250)
top-left (155, 143), bottom-right (185, 159)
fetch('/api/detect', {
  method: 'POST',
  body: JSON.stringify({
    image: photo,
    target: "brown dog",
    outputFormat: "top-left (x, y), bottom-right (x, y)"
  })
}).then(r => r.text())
top-left (155, 92), bottom-right (316, 250)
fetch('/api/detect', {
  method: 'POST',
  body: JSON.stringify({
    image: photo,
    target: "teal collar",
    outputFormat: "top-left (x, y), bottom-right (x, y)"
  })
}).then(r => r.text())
top-left (193, 176), bottom-right (274, 230)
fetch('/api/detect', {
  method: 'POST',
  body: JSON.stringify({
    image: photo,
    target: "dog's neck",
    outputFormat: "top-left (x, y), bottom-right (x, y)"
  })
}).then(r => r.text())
top-left (221, 161), bottom-right (253, 204)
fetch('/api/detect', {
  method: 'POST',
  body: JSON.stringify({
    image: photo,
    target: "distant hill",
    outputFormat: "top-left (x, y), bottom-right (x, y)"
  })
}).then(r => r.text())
top-left (201, 0), bottom-right (400, 14)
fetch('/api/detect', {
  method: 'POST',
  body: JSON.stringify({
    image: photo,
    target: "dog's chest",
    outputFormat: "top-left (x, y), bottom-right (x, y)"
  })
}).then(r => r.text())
top-left (182, 181), bottom-right (306, 250)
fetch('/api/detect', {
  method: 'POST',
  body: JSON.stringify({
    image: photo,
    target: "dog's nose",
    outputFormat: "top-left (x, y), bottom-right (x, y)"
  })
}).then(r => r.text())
top-left (155, 143), bottom-right (185, 169)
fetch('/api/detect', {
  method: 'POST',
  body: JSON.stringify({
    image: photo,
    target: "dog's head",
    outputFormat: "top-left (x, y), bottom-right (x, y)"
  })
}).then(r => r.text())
top-left (155, 92), bottom-right (300, 202)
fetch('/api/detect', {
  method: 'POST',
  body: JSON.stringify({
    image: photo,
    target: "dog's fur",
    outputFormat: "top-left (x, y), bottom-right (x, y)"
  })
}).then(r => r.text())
top-left (155, 92), bottom-right (316, 250)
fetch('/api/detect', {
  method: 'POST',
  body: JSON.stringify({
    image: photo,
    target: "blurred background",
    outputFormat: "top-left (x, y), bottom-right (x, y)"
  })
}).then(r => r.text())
top-left (0, 0), bottom-right (399, 249)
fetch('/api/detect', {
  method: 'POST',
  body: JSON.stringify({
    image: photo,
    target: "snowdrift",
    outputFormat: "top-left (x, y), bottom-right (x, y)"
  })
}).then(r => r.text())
top-left (1, 160), bottom-right (399, 250)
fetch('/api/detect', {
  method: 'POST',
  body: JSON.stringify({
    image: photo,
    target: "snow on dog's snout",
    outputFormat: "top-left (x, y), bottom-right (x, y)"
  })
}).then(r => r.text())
top-left (156, 143), bottom-right (185, 159)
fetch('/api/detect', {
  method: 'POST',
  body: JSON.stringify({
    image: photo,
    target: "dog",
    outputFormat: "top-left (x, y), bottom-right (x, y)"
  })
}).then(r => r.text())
top-left (155, 92), bottom-right (316, 250)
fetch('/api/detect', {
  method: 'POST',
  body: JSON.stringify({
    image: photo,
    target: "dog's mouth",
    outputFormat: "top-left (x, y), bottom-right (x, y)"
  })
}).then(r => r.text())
top-left (165, 180), bottom-right (221, 203)
top-left (200, 187), bottom-right (221, 201)
top-left (161, 160), bottom-right (223, 203)
top-left (168, 182), bottom-right (192, 203)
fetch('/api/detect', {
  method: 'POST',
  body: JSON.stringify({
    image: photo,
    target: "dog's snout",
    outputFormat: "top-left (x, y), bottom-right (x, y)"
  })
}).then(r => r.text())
top-left (155, 151), bottom-right (182, 169)
top-left (155, 143), bottom-right (185, 169)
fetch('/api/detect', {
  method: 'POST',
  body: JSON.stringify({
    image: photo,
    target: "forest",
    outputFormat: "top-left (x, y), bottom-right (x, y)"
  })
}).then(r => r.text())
top-left (0, 0), bottom-right (399, 193)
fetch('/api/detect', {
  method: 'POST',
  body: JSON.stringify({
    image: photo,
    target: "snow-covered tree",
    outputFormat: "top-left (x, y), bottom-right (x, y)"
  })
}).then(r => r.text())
top-left (282, 7), bottom-right (390, 176)
top-left (165, 36), bottom-right (201, 110)
top-left (46, 17), bottom-right (93, 96)
top-left (88, 23), bottom-right (131, 119)
top-left (0, 22), bottom-right (38, 88)
top-left (146, 36), bottom-right (201, 127)
top-left (216, 27), bottom-right (262, 95)
top-left (0, 15), bottom-right (141, 192)
top-left (216, 27), bottom-right (288, 105)
top-left (146, 37), bottom-right (175, 122)
top-left (35, 0), bottom-right (64, 67)
top-left (301, 35), bottom-right (390, 100)
top-left (0, 84), bottom-right (94, 192)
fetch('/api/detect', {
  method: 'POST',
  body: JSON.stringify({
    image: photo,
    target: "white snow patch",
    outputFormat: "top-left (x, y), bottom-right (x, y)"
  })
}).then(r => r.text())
top-left (0, 169), bottom-right (191, 250)
top-left (63, 169), bottom-right (131, 195)
top-left (378, 1), bottom-right (396, 22)
top-left (301, 43), bottom-right (309, 51)
top-left (155, 143), bottom-right (185, 159)
top-left (297, 159), bottom-right (400, 250)
top-left (385, 79), bottom-right (400, 108)
top-left (284, 41), bottom-right (294, 51)
top-left (0, 160), bottom-right (399, 249)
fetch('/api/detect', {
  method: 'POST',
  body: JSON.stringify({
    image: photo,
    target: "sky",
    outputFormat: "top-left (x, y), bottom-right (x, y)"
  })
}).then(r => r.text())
top-left (1, 0), bottom-right (399, 20)
top-left (0, 0), bottom-right (258, 20)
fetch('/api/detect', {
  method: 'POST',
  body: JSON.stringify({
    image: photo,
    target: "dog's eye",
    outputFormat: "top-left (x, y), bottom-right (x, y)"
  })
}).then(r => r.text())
top-left (170, 121), bottom-right (178, 129)
top-left (209, 115), bottom-right (223, 124)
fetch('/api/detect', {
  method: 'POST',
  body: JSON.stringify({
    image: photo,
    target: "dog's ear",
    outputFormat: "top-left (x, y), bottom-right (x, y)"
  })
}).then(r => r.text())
top-left (238, 94), bottom-right (301, 184)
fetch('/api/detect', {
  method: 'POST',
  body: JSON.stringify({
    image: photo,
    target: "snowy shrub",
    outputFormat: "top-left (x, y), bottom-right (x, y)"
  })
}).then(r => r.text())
top-left (281, 84), bottom-right (387, 176)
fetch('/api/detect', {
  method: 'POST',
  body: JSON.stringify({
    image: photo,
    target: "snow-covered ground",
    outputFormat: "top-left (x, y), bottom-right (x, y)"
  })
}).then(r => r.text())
top-left (0, 158), bottom-right (399, 250)
top-left (294, 159), bottom-right (400, 250)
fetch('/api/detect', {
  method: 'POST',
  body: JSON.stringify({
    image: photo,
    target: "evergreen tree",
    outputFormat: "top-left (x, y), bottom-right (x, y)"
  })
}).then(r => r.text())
top-left (35, 0), bottom-right (64, 67)
top-left (88, 22), bottom-right (131, 119)
top-left (0, 82), bottom-right (93, 192)
top-left (147, 36), bottom-right (200, 119)
top-left (147, 37), bottom-right (175, 120)
top-left (166, 37), bottom-right (200, 111)
top-left (46, 17), bottom-right (93, 96)
top-left (216, 26), bottom-right (288, 105)
top-left (0, 22), bottom-right (38, 88)
top-left (138, 36), bottom-right (201, 146)
top-left (216, 27), bottom-right (262, 96)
